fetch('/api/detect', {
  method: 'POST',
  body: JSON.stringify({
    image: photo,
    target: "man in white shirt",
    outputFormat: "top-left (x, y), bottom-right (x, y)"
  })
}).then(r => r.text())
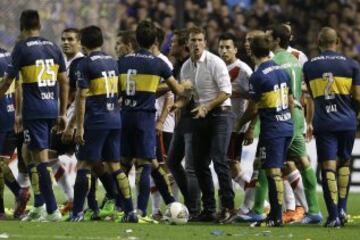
top-left (181, 27), bottom-right (235, 223)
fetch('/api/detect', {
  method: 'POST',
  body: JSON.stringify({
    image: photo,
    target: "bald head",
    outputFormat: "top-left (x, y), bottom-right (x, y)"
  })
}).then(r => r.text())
top-left (318, 27), bottom-right (338, 51)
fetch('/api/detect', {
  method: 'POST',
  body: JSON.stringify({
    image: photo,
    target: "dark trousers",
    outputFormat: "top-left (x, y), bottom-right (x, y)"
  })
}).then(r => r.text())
top-left (167, 126), bottom-right (200, 214)
top-left (192, 109), bottom-right (235, 212)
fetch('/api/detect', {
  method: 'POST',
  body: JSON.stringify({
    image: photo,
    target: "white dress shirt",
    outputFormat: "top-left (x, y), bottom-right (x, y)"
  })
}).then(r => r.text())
top-left (180, 50), bottom-right (232, 107)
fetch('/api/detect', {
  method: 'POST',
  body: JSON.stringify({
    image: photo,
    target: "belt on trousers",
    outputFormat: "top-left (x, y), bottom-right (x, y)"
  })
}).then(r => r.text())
top-left (212, 106), bottom-right (231, 112)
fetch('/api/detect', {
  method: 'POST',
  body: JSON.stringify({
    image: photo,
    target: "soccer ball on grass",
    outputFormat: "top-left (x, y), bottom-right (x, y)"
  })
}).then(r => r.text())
top-left (163, 202), bottom-right (189, 224)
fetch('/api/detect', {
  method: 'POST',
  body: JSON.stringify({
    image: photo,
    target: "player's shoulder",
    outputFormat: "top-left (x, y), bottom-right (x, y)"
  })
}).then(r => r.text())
top-left (157, 53), bottom-right (173, 70)
top-left (236, 59), bottom-right (253, 75)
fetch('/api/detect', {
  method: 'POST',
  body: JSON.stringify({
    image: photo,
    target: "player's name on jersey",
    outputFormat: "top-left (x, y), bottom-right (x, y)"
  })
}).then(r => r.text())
top-left (310, 55), bottom-right (346, 62)
top-left (262, 62), bottom-right (301, 74)
top-left (326, 104), bottom-right (337, 113)
top-left (0, 52), bottom-right (10, 58)
top-left (127, 52), bottom-right (155, 59)
top-left (89, 55), bottom-right (112, 61)
top-left (26, 40), bottom-right (54, 47)
top-left (275, 112), bottom-right (291, 121)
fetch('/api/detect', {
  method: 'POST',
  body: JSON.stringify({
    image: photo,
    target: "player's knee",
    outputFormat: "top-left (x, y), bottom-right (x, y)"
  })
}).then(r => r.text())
top-left (77, 160), bottom-right (92, 170)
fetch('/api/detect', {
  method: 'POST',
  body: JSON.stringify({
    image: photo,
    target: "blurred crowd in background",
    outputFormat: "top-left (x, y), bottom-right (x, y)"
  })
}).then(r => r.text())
top-left (1, 0), bottom-right (360, 61)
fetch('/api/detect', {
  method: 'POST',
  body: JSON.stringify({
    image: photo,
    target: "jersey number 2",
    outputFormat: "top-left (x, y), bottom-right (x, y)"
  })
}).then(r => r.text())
top-left (322, 72), bottom-right (335, 100)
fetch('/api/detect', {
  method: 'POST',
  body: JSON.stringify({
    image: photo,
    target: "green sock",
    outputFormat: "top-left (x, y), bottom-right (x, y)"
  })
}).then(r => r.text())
top-left (253, 169), bottom-right (268, 215)
top-left (301, 167), bottom-right (320, 214)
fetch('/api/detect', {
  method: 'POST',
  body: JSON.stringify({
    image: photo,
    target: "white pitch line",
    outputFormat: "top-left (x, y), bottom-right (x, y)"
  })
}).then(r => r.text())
top-left (6, 234), bottom-right (131, 240)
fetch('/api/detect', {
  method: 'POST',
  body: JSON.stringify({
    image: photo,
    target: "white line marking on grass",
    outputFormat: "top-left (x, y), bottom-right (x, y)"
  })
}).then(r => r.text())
top-left (9, 234), bottom-right (128, 240)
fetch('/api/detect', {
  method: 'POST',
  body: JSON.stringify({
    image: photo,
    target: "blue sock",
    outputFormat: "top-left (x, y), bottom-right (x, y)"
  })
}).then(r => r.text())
top-left (28, 165), bottom-right (45, 208)
top-left (87, 174), bottom-right (99, 212)
top-left (151, 166), bottom-right (175, 205)
top-left (112, 169), bottom-right (133, 214)
top-left (137, 164), bottom-right (151, 216)
top-left (338, 166), bottom-right (350, 213)
top-left (5, 179), bottom-right (20, 198)
top-left (98, 172), bottom-right (116, 200)
top-left (37, 162), bottom-right (57, 214)
top-left (321, 169), bottom-right (338, 220)
top-left (266, 173), bottom-right (283, 222)
top-left (73, 169), bottom-right (91, 216)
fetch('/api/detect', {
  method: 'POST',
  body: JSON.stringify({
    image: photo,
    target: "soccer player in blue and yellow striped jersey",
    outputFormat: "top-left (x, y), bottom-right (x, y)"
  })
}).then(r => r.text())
top-left (118, 21), bottom-right (191, 218)
top-left (0, 10), bottom-right (68, 221)
top-left (72, 26), bottom-right (137, 222)
top-left (236, 34), bottom-right (294, 227)
top-left (304, 27), bottom-right (360, 227)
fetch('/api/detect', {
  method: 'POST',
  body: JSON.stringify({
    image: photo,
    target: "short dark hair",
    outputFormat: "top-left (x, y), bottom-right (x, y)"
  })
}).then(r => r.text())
top-left (20, 9), bottom-right (40, 31)
top-left (117, 30), bottom-right (139, 51)
top-left (80, 26), bottom-right (103, 49)
top-left (268, 24), bottom-right (291, 49)
top-left (218, 32), bottom-right (238, 48)
top-left (173, 29), bottom-right (188, 46)
top-left (250, 34), bottom-right (270, 58)
top-left (62, 28), bottom-right (80, 40)
top-left (136, 20), bottom-right (157, 49)
top-left (155, 27), bottom-right (165, 47)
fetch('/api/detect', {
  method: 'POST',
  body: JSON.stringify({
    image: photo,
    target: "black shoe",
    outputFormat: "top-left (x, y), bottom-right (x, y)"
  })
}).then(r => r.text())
top-left (216, 208), bottom-right (238, 224)
top-left (251, 217), bottom-right (282, 227)
top-left (324, 217), bottom-right (341, 228)
top-left (190, 211), bottom-right (216, 222)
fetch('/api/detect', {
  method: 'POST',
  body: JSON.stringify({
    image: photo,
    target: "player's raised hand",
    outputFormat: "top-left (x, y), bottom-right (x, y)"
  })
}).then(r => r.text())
top-left (191, 104), bottom-right (208, 119)
top-left (306, 124), bottom-right (313, 142)
top-left (75, 127), bottom-right (85, 145)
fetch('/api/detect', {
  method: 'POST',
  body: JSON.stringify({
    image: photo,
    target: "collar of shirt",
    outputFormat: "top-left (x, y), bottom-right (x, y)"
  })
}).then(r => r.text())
top-left (191, 50), bottom-right (207, 68)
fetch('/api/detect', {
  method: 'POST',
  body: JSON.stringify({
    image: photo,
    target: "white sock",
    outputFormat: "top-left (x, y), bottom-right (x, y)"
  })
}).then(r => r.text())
top-left (17, 172), bottom-right (30, 188)
top-left (283, 179), bottom-right (296, 211)
top-left (50, 158), bottom-right (74, 201)
top-left (150, 177), bottom-right (161, 214)
top-left (234, 172), bottom-right (247, 190)
top-left (239, 170), bottom-right (258, 214)
top-left (287, 169), bottom-right (308, 212)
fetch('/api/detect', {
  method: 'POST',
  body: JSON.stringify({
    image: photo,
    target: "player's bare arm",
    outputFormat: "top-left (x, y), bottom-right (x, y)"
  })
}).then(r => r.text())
top-left (156, 94), bottom-right (173, 133)
top-left (75, 88), bottom-right (87, 145)
top-left (57, 71), bottom-right (69, 133)
top-left (14, 80), bottom-right (23, 133)
top-left (165, 76), bottom-right (192, 96)
top-left (235, 100), bottom-right (258, 133)
top-left (0, 76), bottom-right (14, 97)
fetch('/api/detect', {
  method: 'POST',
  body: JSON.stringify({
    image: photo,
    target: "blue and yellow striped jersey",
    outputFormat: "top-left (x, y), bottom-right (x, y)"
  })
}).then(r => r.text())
top-left (0, 48), bottom-right (15, 132)
top-left (76, 51), bottom-right (121, 130)
top-left (249, 60), bottom-right (293, 139)
top-left (118, 49), bottom-right (172, 112)
top-left (6, 36), bottom-right (66, 120)
top-left (303, 50), bottom-right (360, 132)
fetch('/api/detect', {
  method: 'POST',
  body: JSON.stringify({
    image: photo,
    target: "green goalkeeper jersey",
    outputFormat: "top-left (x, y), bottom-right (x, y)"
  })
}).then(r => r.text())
top-left (272, 50), bottom-right (303, 107)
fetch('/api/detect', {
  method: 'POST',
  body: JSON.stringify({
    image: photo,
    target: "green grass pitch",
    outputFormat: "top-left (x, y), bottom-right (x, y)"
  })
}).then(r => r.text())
top-left (0, 186), bottom-right (360, 240)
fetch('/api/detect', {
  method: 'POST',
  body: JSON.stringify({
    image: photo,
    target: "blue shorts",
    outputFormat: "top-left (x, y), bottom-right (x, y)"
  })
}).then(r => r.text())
top-left (258, 136), bottom-right (292, 169)
top-left (315, 130), bottom-right (355, 162)
top-left (121, 111), bottom-right (156, 160)
top-left (76, 129), bottom-right (121, 162)
top-left (23, 119), bottom-right (55, 150)
top-left (0, 131), bottom-right (17, 156)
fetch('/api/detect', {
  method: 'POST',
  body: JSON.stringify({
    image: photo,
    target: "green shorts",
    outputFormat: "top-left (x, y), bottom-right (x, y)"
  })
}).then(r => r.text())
top-left (287, 107), bottom-right (306, 158)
